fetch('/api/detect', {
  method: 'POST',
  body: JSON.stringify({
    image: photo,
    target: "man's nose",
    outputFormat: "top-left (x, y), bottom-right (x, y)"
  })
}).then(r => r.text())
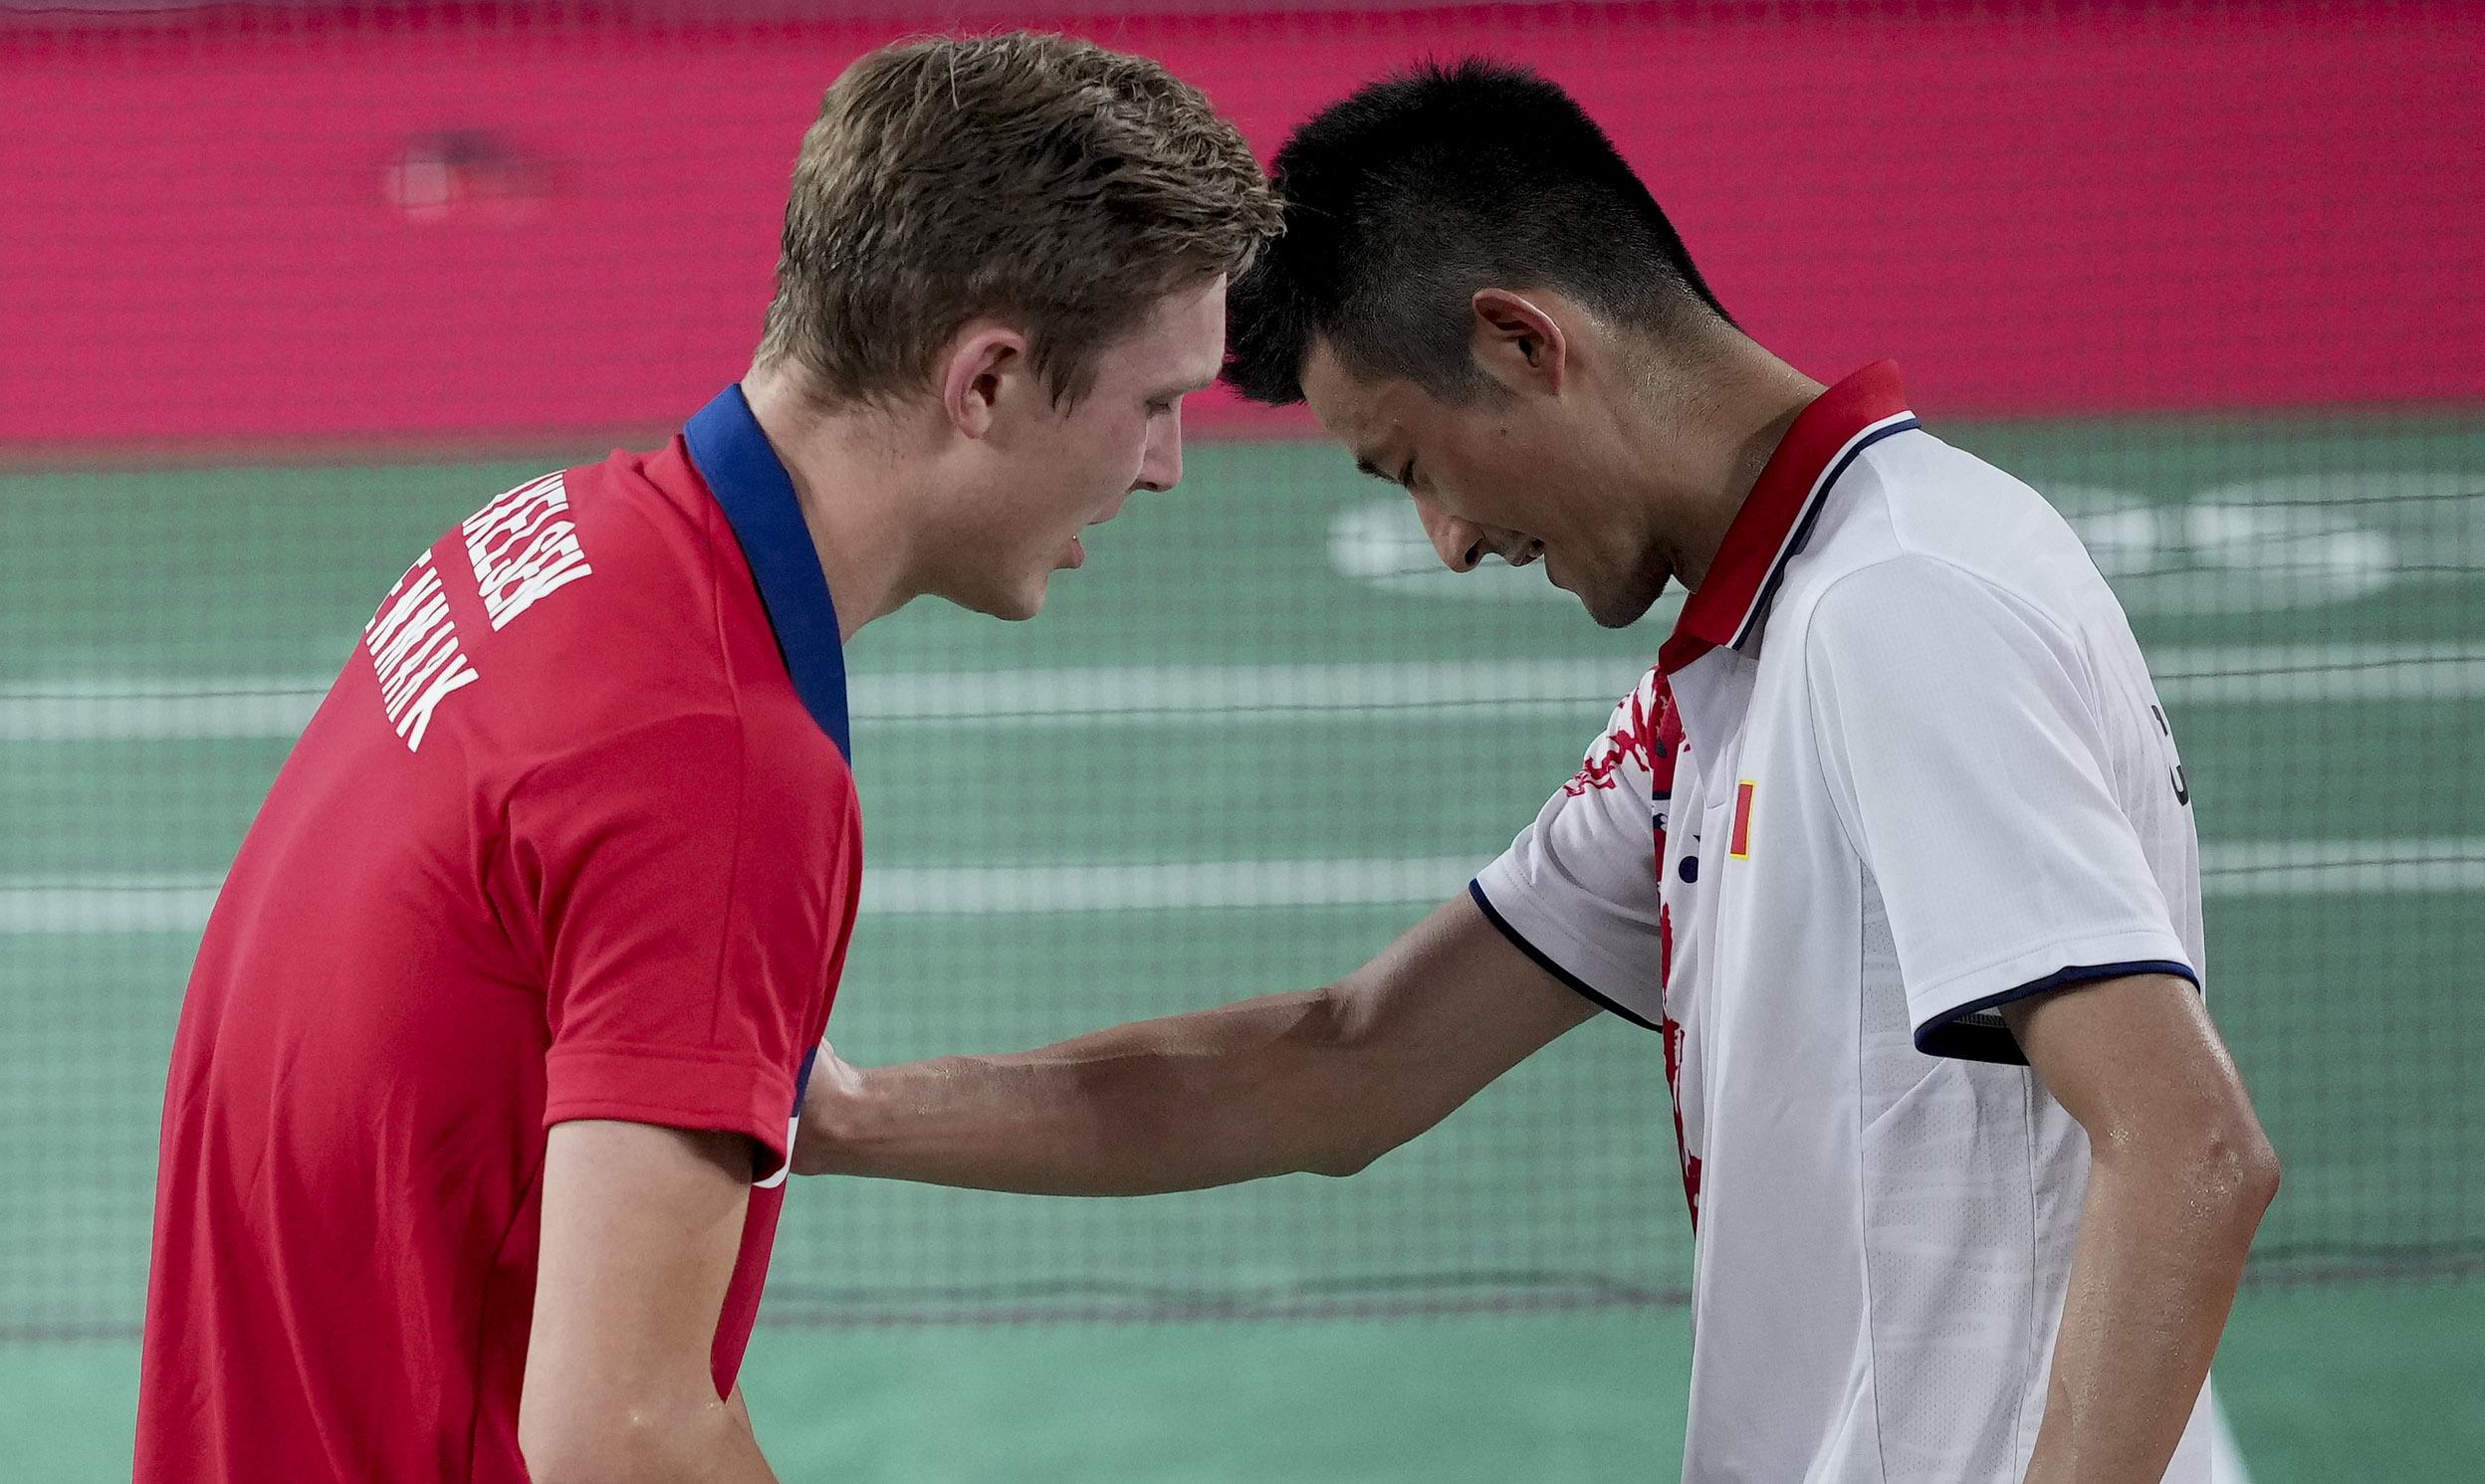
top-left (1414, 493), bottom-right (1486, 572)
top-left (1134, 407), bottom-right (1184, 494)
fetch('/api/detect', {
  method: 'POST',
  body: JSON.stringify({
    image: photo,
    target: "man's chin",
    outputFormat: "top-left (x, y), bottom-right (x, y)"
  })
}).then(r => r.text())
top-left (946, 574), bottom-right (1047, 623)
top-left (1578, 568), bottom-right (1671, 630)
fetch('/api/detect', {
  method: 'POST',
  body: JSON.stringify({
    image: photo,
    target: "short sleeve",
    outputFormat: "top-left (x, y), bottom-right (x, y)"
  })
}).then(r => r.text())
top-left (506, 710), bottom-right (855, 1166)
top-left (1803, 556), bottom-right (2194, 1063)
top-left (1470, 671), bottom-right (1670, 1029)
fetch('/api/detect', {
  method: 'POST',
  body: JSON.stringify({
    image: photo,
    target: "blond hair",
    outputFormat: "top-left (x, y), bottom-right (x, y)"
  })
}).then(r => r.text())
top-left (758, 33), bottom-right (1280, 406)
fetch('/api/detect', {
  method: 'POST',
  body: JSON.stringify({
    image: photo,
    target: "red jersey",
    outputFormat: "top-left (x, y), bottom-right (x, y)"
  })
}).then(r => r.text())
top-left (135, 387), bottom-right (859, 1483)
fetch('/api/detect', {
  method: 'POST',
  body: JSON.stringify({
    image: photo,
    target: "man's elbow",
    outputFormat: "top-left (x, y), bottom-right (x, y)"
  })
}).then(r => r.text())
top-left (1304, 1133), bottom-right (1401, 1179)
top-left (2197, 1089), bottom-right (2282, 1224)
top-left (518, 1419), bottom-right (611, 1484)
top-left (1290, 982), bottom-right (1434, 1179)
top-left (520, 1404), bottom-right (690, 1484)
top-left (2228, 1116), bottom-right (2282, 1221)
top-left (2113, 1102), bottom-right (2281, 1229)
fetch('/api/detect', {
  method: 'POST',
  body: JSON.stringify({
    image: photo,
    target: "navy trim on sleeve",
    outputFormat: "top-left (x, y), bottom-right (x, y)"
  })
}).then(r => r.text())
top-left (683, 384), bottom-right (851, 759)
top-left (1915, 958), bottom-right (2200, 1065)
top-left (756, 1042), bottom-right (821, 1185)
top-left (1467, 880), bottom-right (1663, 1033)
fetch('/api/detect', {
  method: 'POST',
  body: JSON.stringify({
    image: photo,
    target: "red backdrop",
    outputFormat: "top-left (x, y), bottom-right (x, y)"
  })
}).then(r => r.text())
top-left (5, 2), bottom-right (2480, 452)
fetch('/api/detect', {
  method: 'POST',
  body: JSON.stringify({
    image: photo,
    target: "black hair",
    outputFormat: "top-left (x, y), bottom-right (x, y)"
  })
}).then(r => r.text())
top-left (1225, 58), bottom-right (1731, 406)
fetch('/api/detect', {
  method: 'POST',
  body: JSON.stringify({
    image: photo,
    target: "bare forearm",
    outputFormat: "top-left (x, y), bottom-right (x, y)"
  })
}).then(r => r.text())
top-left (2023, 1127), bottom-right (2277, 1483)
top-left (795, 897), bottom-right (1597, 1195)
top-left (800, 988), bottom-right (1402, 1194)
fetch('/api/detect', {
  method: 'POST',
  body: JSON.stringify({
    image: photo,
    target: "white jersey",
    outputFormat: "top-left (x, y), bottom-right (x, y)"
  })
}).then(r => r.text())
top-left (1471, 363), bottom-right (2218, 1483)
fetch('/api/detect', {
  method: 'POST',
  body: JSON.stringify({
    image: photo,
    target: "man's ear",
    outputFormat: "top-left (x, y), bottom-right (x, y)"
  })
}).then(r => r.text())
top-left (938, 323), bottom-right (1031, 439)
top-left (1468, 289), bottom-right (1568, 395)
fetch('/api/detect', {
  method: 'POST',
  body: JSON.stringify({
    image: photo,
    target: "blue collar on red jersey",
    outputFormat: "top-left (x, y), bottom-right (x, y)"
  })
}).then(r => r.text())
top-left (683, 383), bottom-right (852, 760)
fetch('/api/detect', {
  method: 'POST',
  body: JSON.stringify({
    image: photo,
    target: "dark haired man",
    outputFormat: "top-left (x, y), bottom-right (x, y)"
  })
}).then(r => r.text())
top-left (793, 60), bottom-right (2276, 1483)
top-left (134, 34), bottom-right (1276, 1484)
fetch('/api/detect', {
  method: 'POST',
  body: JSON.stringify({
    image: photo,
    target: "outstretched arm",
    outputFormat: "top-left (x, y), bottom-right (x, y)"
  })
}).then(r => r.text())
top-left (2004, 974), bottom-right (2280, 1484)
top-left (792, 893), bottom-right (1599, 1193)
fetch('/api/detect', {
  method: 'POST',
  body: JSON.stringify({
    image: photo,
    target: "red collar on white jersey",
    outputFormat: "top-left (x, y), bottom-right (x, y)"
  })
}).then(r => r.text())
top-left (1659, 361), bottom-right (1919, 676)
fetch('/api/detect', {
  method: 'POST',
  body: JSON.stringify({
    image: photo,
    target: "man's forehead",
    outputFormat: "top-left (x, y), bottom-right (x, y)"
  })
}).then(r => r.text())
top-left (1114, 274), bottom-right (1226, 370)
top-left (1300, 340), bottom-right (1401, 457)
top-left (1095, 321), bottom-right (1222, 402)
top-left (1298, 339), bottom-right (1363, 406)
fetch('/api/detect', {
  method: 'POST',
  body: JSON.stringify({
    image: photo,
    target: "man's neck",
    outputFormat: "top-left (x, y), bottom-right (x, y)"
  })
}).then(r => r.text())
top-left (1612, 332), bottom-right (1822, 594)
top-left (737, 365), bottom-right (924, 642)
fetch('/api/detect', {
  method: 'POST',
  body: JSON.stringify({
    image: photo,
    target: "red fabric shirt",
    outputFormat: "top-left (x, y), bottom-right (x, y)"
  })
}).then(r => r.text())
top-left (136, 388), bottom-right (858, 1483)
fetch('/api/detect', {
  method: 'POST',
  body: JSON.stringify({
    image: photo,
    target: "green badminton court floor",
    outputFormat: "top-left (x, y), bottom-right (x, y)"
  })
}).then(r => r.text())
top-left (2, 411), bottom-right (2479, 1478)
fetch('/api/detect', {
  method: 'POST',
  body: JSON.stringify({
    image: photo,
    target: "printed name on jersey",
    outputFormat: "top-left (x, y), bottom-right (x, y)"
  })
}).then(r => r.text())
top-left (363, 552), bottom-right (480, 752)
top-left (462, 472), bottom-right (594, 631)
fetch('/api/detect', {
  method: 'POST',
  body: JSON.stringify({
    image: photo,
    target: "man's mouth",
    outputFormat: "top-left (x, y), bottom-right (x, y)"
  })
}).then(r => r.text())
top-left (1065, 534), bottom-right (1085, 569)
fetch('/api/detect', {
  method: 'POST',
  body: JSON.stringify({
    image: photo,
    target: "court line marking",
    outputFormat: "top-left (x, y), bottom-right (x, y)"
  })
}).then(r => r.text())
top-left (5, 838), bottom-right (2479, 933)
top-left (3, 642), bottom-right (2482, 741)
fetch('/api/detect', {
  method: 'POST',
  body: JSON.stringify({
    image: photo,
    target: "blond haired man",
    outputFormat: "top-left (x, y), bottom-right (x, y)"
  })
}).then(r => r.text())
top-left (134, 34), bottom-right (1276, 1484)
